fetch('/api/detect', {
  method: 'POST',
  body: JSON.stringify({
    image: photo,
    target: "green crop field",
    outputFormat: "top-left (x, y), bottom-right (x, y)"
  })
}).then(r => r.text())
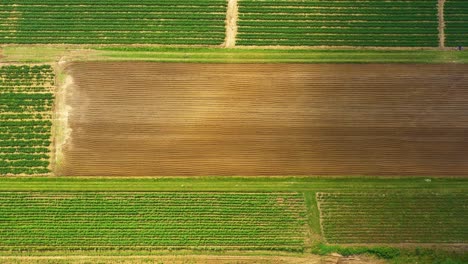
top-left (0, 191), bottom-right (307, 252)
top-left (0, 0), bottom-right (467, 263)
top-left (1, 0), bottom-right (466, 48)
top-left (0, 65), bottom-right (54, 175)
top-left (237, 0), bottom-right (439, 47)
top-left (445, 0), bottom-right (468, 47)
top-left (0, 177), bottom-right (466, 263)
top-left (0, 0), bottom-right (226, 45)
top-left (317, 192), bottom-right (468, 244)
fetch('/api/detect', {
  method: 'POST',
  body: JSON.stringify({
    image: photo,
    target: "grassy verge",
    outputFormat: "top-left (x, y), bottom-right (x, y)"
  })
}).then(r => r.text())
top-left (313, 243), bottom-right (468, 264)
top-left (1, 45), bottom-right (468, 64)
top-left (0, 176), bottom-right (466, 192)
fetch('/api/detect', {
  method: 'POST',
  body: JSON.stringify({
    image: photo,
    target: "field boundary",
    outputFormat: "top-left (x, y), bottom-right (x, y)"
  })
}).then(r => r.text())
top-left (1, 46), bottom-right (467, 64)
top-left (51, 63), bottom-right (73, 176)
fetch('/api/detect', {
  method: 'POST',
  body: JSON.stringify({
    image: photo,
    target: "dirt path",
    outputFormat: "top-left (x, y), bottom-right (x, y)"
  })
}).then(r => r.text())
top-left (224, 0), bottom-right (239, 47)
top-left (0, 254), bottom-right (384, 264)
top-left (0, 255), bottom-right (322, 264)
top-left (438, 0), bottom-right (446, 48)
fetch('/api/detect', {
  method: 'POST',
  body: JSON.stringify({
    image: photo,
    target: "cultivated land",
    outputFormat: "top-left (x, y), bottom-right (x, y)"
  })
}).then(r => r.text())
top-left (237, 0), bottom-right (439, 47)
top-left (445, 0), bottom-right (468, 47)
top-left (1, 0), bottom-right (468, 263)
top-left (57, 62), bottom-right (468, 176)
top-left (0, 65), bottom-right (54, 175)
top-left (0, 192), bottom-right (307, 251)
top-left (0, 0), bottom-right (227, 45)
top-left (317, 192), bottom-right (468, 243)
top-left (0, 0), bottom-right (466, 48)
top-left (0, 177), bottom-right (466, 263)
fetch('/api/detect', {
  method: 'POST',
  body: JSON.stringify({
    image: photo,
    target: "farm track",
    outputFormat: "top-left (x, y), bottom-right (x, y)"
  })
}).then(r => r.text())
top-left (58, 63), bottom-right (468, 177)
top-left (438, 0), bottom-right (446, 48)
top-left (224, 0), bottom-right (238, 47)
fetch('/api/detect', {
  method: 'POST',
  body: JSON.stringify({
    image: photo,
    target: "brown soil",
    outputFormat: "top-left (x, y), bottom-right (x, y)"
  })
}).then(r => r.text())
top-left (57, 62), bottom-right (468, 176)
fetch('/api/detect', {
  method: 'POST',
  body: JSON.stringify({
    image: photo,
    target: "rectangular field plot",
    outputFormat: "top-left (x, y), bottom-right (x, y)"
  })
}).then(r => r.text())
top-left (0, 192), bottom-right (307, 251)
top-left (237, 0), bottom-right (439, 47)
top-left (317, 192), bottom-right (468, 243)
top-left (445, 0), bottom-right (468, 47)
top-left (0, 0), bottom-right (226, 45)
top-left (0, 65), bottom-right (54, 175)
top-left (59, 63), bottom-right (468, 176)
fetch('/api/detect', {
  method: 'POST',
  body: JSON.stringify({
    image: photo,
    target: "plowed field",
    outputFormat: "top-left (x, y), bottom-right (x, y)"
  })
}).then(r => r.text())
top-left (57, 63), bottom-right (468, 176)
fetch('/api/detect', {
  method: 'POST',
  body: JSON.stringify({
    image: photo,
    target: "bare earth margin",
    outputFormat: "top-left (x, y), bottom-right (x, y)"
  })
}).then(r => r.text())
top-left (52, 60), bottom-right (73, 174)
top-left (0, 254), bottom-right (384, 264)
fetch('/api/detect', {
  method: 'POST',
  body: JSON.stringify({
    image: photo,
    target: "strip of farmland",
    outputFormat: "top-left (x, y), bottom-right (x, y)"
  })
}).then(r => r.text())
top-left (0, 192), bottom-right (307, 251)
top-left (445, 0), bottom-right (468, 47)
top-left (237, 0), bottom-right (439, 47)
top-left (0, 65), bottom-right (54, 175)
top-left (317, 192), bottom-right (468, 243)
top-left (58, 62), bottom-right (468, 176)
top-left (0, 0), bottom-right (226, 45)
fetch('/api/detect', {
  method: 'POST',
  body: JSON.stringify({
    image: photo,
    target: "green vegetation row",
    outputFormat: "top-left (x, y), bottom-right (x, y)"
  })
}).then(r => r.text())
top-left (237, 0), bottom-right (439, 47)
top-left (445, 0), bottom-right (468, 47)
top-left (0, 0), bottom-right (227, 45)
top-left (317, 192), bottom-right (468, 243)
top-left (0, 65), bottom-right (54, 176)
top-left (0, 192), bottom-right (307, 252)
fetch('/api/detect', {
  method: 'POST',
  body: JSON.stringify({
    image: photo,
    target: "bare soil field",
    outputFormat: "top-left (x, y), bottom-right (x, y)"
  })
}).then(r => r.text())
top-left (57, 62), bottom-right (468, 176)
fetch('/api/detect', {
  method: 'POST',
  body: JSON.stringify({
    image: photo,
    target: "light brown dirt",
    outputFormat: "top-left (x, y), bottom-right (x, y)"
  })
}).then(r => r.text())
top-left (224, 0), bottom-right (239, 47)
top-left (0, 254), bottom-right (384, 264)
top-left (57, 62), bottom-right (468, 176)
top-left (438, 0), bottom-right (446, 48)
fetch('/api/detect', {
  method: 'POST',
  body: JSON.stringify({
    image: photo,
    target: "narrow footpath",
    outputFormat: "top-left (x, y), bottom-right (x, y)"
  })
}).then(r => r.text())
top-left (224, 0), bottom-right (239, 47)
top-left (438, 0), bottom-right (446, 48)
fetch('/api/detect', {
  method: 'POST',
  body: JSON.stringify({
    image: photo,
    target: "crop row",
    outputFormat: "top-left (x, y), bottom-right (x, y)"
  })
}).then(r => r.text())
top-left (237, 39), bottom-right (438, 47)
top-left (0, 65), bottom-right (54, 175)
top-left (239, 1), bottom-right (436, 8)
top-left (0, 192), bottom-right (307, 251)
top-left (0, 0), bottom-right (223, 5)
top-left (2, 25), bottom-right (225, 32)
top-left (317, 192), bottom-right (468, 244)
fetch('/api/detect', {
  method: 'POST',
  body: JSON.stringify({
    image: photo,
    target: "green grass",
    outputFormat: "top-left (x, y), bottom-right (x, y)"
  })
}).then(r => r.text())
top-left (313, 243), bottom-right (468, 264)
top-left (92, 48), bottom-right (468, 64)
top-left (2, 46), bottom-right (468, 64)
top-left (0, 177), bottom-right (467, 192)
